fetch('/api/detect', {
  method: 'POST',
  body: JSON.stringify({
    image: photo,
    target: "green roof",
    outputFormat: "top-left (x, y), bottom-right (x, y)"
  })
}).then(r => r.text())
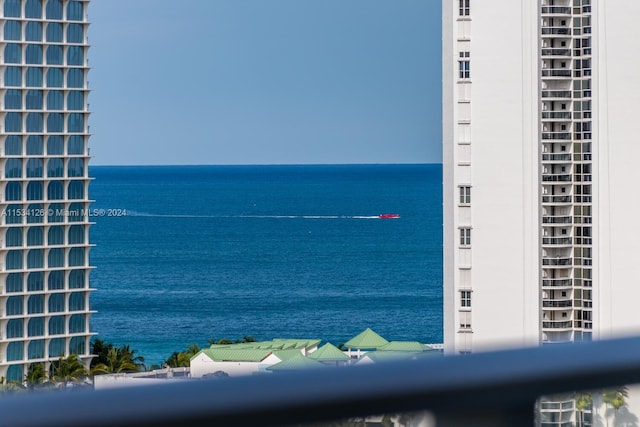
top-left (307, 343), bottom-right (350, 361)
top-left (271, 349), bottom-right (304, 361)
top-left (266, 354), bottom-right (326, 371)
top-left (344, 328), bottom-right (389, 349)
top-left (199, 348), bottom-right (272, 362)
top-left (378, 341), bottom-right (430, 352)
top-left (210, 339), bottom-right (320, 351)
top-left (359, 351), bottom-right (421, 363)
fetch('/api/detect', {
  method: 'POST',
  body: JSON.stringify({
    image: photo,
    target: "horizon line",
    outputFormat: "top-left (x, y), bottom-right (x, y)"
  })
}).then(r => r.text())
top-left (88, 162), bottom-right (442, 168)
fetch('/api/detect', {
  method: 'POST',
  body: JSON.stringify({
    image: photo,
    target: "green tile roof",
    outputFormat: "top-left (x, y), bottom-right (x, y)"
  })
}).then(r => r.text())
top-left (266, 354), bottom-right (326, 371)
top-left (344, 328), bottom-right (389, 349)
top-left (307, 343), bottom-right (350, 361)
top-left (378, 341), bottom-right (430, 352)
top-left (271, 349), bottom-right (304, 361)
top-left (200, 348), bottom-right (272, 362)
top-left (359, 351), bottom-right (421, 363)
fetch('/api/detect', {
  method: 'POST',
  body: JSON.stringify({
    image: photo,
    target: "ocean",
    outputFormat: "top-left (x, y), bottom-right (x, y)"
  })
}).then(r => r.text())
top-left (88, 164), bottom-right (443, 365)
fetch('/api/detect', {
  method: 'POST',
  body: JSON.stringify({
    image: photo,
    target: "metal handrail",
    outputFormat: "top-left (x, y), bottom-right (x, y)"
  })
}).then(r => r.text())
top-left (3, 336), bottom-right (640, 426)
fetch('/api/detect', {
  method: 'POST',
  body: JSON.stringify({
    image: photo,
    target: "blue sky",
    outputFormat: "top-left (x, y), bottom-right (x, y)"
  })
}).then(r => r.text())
top-left (88, 1), bottom-right (441, 165)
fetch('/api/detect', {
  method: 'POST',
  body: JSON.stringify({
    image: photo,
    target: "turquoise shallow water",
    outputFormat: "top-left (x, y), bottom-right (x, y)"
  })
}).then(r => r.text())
top-left (88, 164), bottom-right (443, 365)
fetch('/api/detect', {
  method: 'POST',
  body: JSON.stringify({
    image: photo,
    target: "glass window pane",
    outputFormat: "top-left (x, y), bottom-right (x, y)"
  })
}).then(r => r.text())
top-left (46, 22), bottom-right (62, 42)
top-left (26, 90), bottom-right (43, 110)
top-left (67, 158), bottom-right (84, 177)
top-left (25, 0), bottom-right (42, 19)
top-left (67, 69), bottom-right (83, 88)
top-left (68, 114), bottom-right (84, 132)
top-left (25, 45), bottom-right (43, 65)
top-left (25, 22), bottom-right (42, 41)
top-left (6, 228), bottom-right (23, 246)
top-left (47, 136), bottom-right (63, 154)
top-left (26, 68), bottom-right (43, 87)
top-left (4, 21), bottom-right (21, 41)
top-left (48, 248), bottom-right (63, 267)
top-left (67, 91), bottom-right (84, 110)
top-left (6, 273), bottom-right (23, 293)
top-left (4, 44), bottom-right (22, 64)
top-left (27, 271), bottom-right (43, 291)
top-left (48, 226), bottom-right (64, 245)
top-left (68, 182), bottom-right (84, 200)
top-left (47, 113), bottom-right (63, 132)
top-left (5, 89), bottom-right (22, 110)
top-left (69, 292), bottom-right (85, 311)
top-left (49, 338), bottom-right (65, 358)
top-left (47, 91), bottom-right (63, 110)
top-left (46, 68), bottom-right (62, 88)
top-left (67, 1), bottom-right (83, 21)
top-left (69, 248), bottom-right (84, 266)
top-left (26, 136), bottom-right (43, 155)
top-left (5, 112), bottom-right (22, 132)
top-left (4, 0), bottom-right (21, 18)
top-left (26, 159), bottom-right (43, 178)
top-left (5, 158), bottom-right (22, 178)
top-left (27, 249), bottom-right (43, 268)
top-left (69, 270), bottom-right (85, 288)
top-left (67, 24), bottom-right (83, 43)
top-left (46, 0), bottom-right (63, 19)
top-left (67, 46), bottom-right (83, 65)
top-left (47, 203), bottom-right (63, 223)
top-left (67, 136), bottom-right (84, 154)
top-left (48, 270), bottom-right (64, 290)
top-left (5, 182), bottom-right (22, 201)
top-left (27, 227), bottom-right (43, 246)
top-left (27, 295), bottom-right (44, 314)
top-left (5, 67), bottom-right (22, 87)
top-left (46, 45), bottom-right (62, 65)
top-left (6, 296), bottom-right (23, 315)
top-left (5, 136), bottom-right (22, 155)
top-left (26, 113), bottom-right (43, 132)
top-left (47, 160), bottom-right (64, 179)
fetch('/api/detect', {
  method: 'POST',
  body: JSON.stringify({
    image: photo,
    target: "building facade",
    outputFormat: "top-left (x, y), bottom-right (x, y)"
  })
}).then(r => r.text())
top-left (0, 0), bottom-right (93, 382)
top-left (444, 0), bottom-right (640, 424)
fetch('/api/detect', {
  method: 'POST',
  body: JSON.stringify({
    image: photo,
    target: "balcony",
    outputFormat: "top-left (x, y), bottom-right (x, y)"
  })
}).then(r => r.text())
top-left (541, 27), bottom-right (571, 35)
top-left (542, 195), bottom-right (572, 204)
top-left (541, 6), bottom-right (572, 15)
top-left (542, 237), bottom-right (572, 246)
top-left (542, 300), bottom-right (573, 308)
top-left (542, 111), bottom-right (572, 120)
top-left (542, 278), bottom-right (573, 287)
top-left (542, 153), bottom-right (572, 162)
top-left (542, 320), bottom-right (573, 329)
top-left (541, 69), bottom-right (572, 78)
top-left (541, 48), bottom-right (572, 57)
top-left (541, 90), bottom-right (571, 98)
top-left (541, 174), bottom-right (572, 182)
top-left (542, 257), bottom-right (572, 266)
top-left (541, 132), bottom-right (571, 140)
top-left (542, 216), bottom-right (572, 224)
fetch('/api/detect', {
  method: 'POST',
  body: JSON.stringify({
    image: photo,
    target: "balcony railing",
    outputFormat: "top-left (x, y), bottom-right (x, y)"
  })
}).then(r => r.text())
top-left (542, 320), bottom-right (573, 329)
top-left (541, 27), bottom-right (571, 35)
top-left (542, 300), bottom-right (573, 308)
top-left (541, 69), bottom-right (572, 77)
top-left (542, 257), bottom-right (572, 266)
top-left (541, 90), bottom-right (572, 98)
top-left (542, 195), bottom-right (572, 203)
top-left (1, 337), bottom-right (640, 426)
top-left (541, 132), bottom-right (571, 140)
top-left (542, 111), bottom-right (572, 119)
top-left (542, 237), bottom-right (572, 245)
top-left (542, 153), bottom-right (572, 162)
top-left (542, 278), bottom-right (573, 287)
top-left (541, 48), bottom-right (572, 57)
top-left (541, 174), bottom-right (572, 182)
top-left (542, 216), bottom-right (572, 224)
top-left (541, 6), bottom-right (572, 14)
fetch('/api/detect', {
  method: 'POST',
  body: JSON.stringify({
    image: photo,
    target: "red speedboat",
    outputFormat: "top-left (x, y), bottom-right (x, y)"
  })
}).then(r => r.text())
top-left (379, 213), bottom-right (400, 219)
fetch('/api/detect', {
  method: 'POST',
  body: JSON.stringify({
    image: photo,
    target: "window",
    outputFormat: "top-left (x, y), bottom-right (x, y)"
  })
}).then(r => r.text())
top-left (46, 0), bottom-right (63, 20)
top-left (459, 0), bottom-right (470, 16)
top-left (46, 68), bottom-right (63, 88)
top-left (26, 90), bottom-right (43, 109)
top-left (27, 272), bottom-right (43, 291)
top-left (5, 90), bottom-right (21, 110)
top-left (67, 23), bottom-right (83, 43)
top-left (460, 228), bottom-right (471, 246)
top-left (25, 22), bottom-right (42, 41)
top-left (458, 52), bottom-right (470, 79)
top-left (5, 136), bottom-right (22, 155)
top-left (5, 67), bottom-right (22, 87)
top-left (460, 311), bottom-right (472, 330)
top-left (67, 1), bottom-right (83, 21)
top-left (4, 0), bottom-right (21, 18)
top-left (461, 290), bottom-right (471, 308)
top-left (4, 21), bottom-right (21, 40)
top-left (459, 186), bottom-right (471, 204)
top-left (46, 23), bottom-right (63, 42)
top-left (6, 274), bottom-right (23, 293)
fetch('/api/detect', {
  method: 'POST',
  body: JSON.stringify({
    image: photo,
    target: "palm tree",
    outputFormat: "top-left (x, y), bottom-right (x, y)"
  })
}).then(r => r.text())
top-left (602, 387), bottom-right (628, 426)
top-left (574, 391), bottom-right (592, 427)
top-left (164, 351), bottom-right (190, 368)
top-left (90, 338), bottom-right (114, 369)
top-left (50, 354), bottom-right (88, 387)
top-left (25, 363), bottom-right (49, 389)
top-left (185, 343), bottom-right (200, 358)
top-left (91, 348), bottom-right (142, 375)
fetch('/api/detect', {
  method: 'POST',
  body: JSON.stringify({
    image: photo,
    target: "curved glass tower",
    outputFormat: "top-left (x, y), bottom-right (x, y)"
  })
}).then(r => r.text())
top-left (0, 0), bottom-right (93, 382)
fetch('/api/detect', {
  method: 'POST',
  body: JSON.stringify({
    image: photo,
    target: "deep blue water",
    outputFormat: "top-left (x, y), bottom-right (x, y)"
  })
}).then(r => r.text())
top-left (88, 164), bottom-right (443, 365)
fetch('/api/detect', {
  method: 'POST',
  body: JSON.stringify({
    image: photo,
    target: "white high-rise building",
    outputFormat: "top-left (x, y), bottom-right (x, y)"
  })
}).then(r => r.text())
top-left (443, 0), bottom-right (640, 353)
top-left (0, 0), bottom-right (93, 382)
